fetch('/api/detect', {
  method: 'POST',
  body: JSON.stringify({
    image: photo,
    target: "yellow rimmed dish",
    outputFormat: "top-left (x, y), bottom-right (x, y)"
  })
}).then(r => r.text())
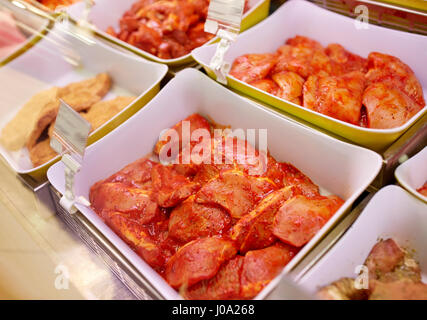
top-left (0, 25), bottom-right (167, 179)
top-left (48, 69), bottom-right (383, 300)
top-left (65, 0), bottom-right (270, 67)
top-left (192, 0), bottom-right (427, 151)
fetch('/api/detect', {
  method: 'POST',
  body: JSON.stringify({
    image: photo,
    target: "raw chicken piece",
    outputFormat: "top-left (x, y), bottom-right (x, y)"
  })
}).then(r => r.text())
top-left (240, 244), bottom-right (298, 299)
top-left (184, 256), bottom-right (244, 300)
top-left (165, 237), bottom-right (237, 289)
top-left (271, 71), bottom-right (305, 105)
top-left (135, 0), bottom-right (198, 33)
top-left (273, 36), bottom-right (331, 78)
top-left (303, 71), bottom-right (365, 125)
top-left (90, 182), bottom-right (159, 225)
top-left (272, 195), bottom-right (344, 247)
top-left (369, 280), bottom-right (427, 300)
top-left (105, 213), bottom-right (176, 269)
top-left (261, 157), bottom-right (320, 197)
top-left (280, 163), bottom-right (320, 198)
top-left (285, 35), bottom-right (324, 51)
top-left (127, 24), bottom-right (163, 55)
top-left (151, 164), bottom-right (200, 207)
top-left (105, 157), bottom-right (156, 189)
top-left (195, 169), bottom-right (277, 219)
top-left (366, 52), bottom-right (425, 107)
top-left (231, 186), bottom-right (301, 253)
top-left (363, 81), bottom-right (422, 129)
top-left (154, 113), bottom-right (212, 157)
top-left (187, 22), bottom-right (214, 50)
top-left (249, 79), bottom-right (279, 95)
top-left (181, 134), bottom-right (269, 185)
top-left (230, 54), bottom-right (278, 83)
top-left (168, 195), bottom-right (232, 243)
top-left (326, 43), bottom-right (368, 75)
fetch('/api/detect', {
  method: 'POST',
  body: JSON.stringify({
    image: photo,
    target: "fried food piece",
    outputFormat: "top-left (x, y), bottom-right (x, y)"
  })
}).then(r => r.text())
top-left (240, 243), bottom-right (298, 299)
top-left (364, 239), bottom-right (421, 283)
top-left (326, 43), bottom-right (368, 75)
top-left (29, 139), bottom-right (58, 167)
top-left (105, 157), bottom-right (156, 189)
top-left (271, 71), bottom-right (304, 104)
top-left (81, 96), bottom-right (135, 132)
top-left (58, 73), bottom-right (111, 112)
top-left (231, 187), bottom-right (301, 253)
top-left (25, 73), bottom-right (112, 149)
top-left (195, 169), bottom-right (277, 219)
top-left (168, 196), bottom-right (232, 243)
top-left (318, 278), bottom-right (369, 300)
top-left (165, 237), bottom-right (237, 289)
top-left (366, 52), bottom-right (425, 107)
top-left (362, 81), bottom-right (422, 129)
top-left (369, 280), bottom-right (427, 300)
top-left (417, 182), bottom-right (427, 197)
top-left (249, 79), bottom-right (279, 95)
top-left (230, 54), bottom-right (278, 83)
top-left (272, 195), bottom-right (344, 247)
top-left (184, 256), bottom-right (244, 300)
top-left (303, 71), bottom-right (365, 125)
top-left (151, 164), bottom-right (201, 207)
top-left (25, 95), bottom-right (61, 150)
top-left (90, 182), bottom-right (160, 225)
top-left (0, 87), bottom-right (59, 151)
top-left (154, 113), bottom-right (212, 157)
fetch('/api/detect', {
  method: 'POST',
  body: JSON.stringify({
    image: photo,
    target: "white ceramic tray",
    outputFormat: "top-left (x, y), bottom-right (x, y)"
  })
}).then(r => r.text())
top-left (298, 185), bottom-right (427, 296)
top-left (0, 25), bottom-right (167, 177)
top-left (47, 69), bottom-right (382, 300)
top-left (395, 147), bottom-right (427, 203)
top-left (192, 0), bottom-right (427, 151)
top-left (66, 0), bottom-right (270, 66)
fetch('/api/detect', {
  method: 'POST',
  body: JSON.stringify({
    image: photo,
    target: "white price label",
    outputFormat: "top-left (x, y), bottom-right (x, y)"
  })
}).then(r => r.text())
top-left (50, 99), bottom-right (91, 159)
top-left (205, 0), bottom-right (245, 39)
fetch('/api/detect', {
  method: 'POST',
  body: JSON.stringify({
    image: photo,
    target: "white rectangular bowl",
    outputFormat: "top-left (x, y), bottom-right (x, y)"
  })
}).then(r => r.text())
top-left (0, 0), bottom-right (50, 65)
top-left (0, 25), bottom-right (167, 178)
top-left (298, 185), bottom-right (427, 297)
top-left (395, 146), bottom-right (427, 203)
top-left (47, 68), bottom-right (382, 300)
top-left (192, 0), bottom-right (427, 151)
top-left (66, 0), bottom-right (270, 66)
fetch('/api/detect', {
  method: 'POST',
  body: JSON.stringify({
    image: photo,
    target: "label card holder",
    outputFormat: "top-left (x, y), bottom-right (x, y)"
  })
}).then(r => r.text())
top-left (51, 100), bottom-right (91, 214)
top-left (205, 0), bottom-right (245, 84)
